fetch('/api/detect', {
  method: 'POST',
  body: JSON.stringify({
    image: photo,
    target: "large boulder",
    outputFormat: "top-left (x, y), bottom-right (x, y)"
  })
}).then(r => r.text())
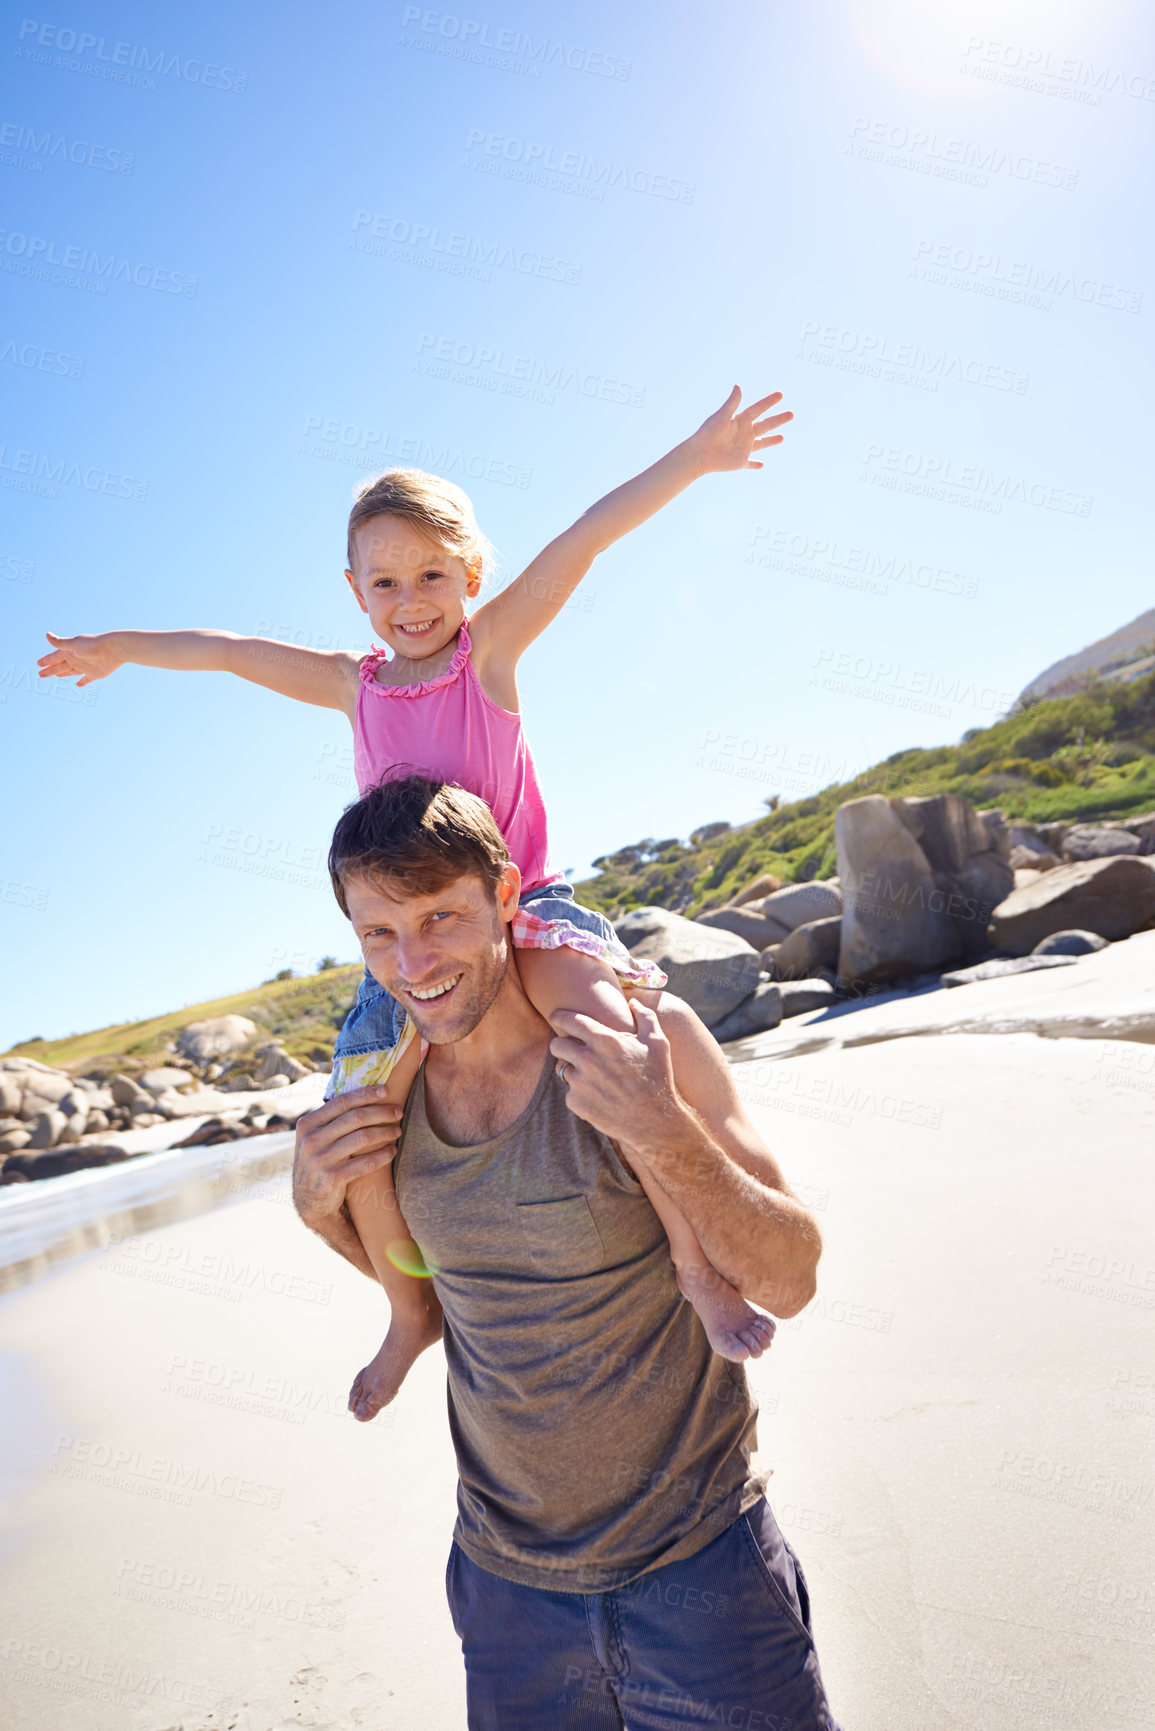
top-left (2, 1145), bottom-right (131, 1182)
top-left (836, 792), bottom-right (1014, 985)
top-left (251, 1044), bottom-right (310, 1086)
top-left (695, 905), bottom-right (791, 949)
top-left (1120, 810), bottom-right (1155, 851)
top-left (709, 983), bottom-right (784, 1043)
top-left (1060, 824), bottom-right (1141, 861)
top-left (25, 1109), bottom-right (66, 1150)
top-left (780, 978), bottom-right (838, 1016)
top-left (727, 874), bottom-right (783, 908)
top-left (987, 856), bottom-right (1155, 955)
top-left (139, 1067), bottom-right (196, 1095)
top-left (0, 1125), bottom-right (32, 1154)
top-left (761, 916), bottom-right (842, 981)
top-left (15, 1069), bottom-right (74, 1108)
top-left (942, 955), bottom-right (1079, 987)
top-left (756, 881), bottom-right (844, 933)
top-left (176, 1015), bottom-right (259, 1063)
top-left (110, 1074), bottom-right (150, 1107)
top-left (1008, 844), bottom-right (1060, 871)
top-left (976, 809), bottom-right (1012, 861)
top-left (1032, 929), bottom-right (1109, 956)
top-left (0, 1075), bottom-right (21, 1116)
top-left (615, 907), bottom-right (762, 1026)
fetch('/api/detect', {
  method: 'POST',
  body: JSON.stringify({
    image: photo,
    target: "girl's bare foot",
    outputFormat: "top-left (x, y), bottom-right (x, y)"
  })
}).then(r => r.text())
top-left (676, 1265), bottom-right (777, 1362)
top-left (348, 1302), bottom-right (443, 1423)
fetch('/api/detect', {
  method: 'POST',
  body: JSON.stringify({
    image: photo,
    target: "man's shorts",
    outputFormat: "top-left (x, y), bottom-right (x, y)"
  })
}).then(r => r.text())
top-left (444, 1498), bottom-right (843, 1729)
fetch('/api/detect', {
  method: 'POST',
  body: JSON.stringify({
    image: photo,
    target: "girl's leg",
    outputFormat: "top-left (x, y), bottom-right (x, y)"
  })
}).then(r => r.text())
top-left (342, 1027), bottom-right (443, 1422)
top-left (516, 947), bottom-right (775, 1362)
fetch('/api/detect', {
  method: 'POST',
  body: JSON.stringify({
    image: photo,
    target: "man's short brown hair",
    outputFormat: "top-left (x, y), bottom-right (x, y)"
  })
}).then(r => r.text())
top-left (328, 776), bottom-right (511, 916)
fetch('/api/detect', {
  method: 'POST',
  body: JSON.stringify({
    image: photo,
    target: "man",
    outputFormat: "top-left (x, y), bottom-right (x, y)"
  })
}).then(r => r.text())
top-left (294, 777), bottom-right (841, 1729)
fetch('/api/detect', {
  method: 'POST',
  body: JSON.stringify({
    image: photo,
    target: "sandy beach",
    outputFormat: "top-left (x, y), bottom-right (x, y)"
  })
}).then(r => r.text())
top-left (2, 943), bottom-right (1154, 1729)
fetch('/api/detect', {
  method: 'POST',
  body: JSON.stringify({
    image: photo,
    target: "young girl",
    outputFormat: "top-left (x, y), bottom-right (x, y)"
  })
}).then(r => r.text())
top-left (40, 384), bottom-right (792, 1420)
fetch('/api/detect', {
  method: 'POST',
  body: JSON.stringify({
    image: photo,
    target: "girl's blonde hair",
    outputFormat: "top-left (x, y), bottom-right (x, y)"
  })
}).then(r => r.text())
top-left (346, 468), bottom-right (496, 581)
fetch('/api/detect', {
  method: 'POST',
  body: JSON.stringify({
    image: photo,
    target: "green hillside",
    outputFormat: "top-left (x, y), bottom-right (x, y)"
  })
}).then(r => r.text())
top-left (5, 965), bottom-right (363, 1076)
top-left (574, 669), bottom-right (1155, 919)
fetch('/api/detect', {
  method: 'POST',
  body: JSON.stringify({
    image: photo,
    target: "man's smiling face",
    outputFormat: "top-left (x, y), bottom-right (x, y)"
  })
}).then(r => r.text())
top-left (345, 864), bottom-right (520, 1045)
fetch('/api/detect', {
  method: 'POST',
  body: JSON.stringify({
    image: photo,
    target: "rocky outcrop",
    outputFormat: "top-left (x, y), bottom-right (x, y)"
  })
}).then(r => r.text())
top-left (696, 905), bottom-right (791, 949)
top-left (1032, 929), bottom-right (1109, 956)
top-left (1009, 844), bottom-right (1061, 871)
top-left (756, 881), bottom-right (843, 933)
top-left (176, 1015), bottom-right (259, 1063)
top-left (779, 978), bottom-right (838, 1016)
top-left (987, 856), bottom-right (1155, 955)
top-left (942, 955), bottom-right (1078, 987)
top-left (616, 907), bottom-right (763, 1026)
top-left (709, 983), bottom-right (784, 1043)
top-left (1060, 824), bottom-right (1141, 861)
top-left (835, 793), bottom-right (1013, 985)
top-left (727, 874), bottom-right (784, 908)
top-left (0, 1026), bottom-right (327, 1182)
top-left (761, 916), bottom-right (841, 981)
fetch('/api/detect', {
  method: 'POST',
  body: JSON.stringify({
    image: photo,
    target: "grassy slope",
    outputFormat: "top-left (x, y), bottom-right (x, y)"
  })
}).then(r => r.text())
top-left (8, 668), bottom-right (1155, 1069)
top-left (574, 670), bottom-right (1155, 919)
top-left (4, 965), bottom-right (363, 1076)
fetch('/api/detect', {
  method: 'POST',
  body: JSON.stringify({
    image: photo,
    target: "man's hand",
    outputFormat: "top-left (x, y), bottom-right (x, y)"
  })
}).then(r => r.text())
top-left (687, 384), bottom-right (793, 474)
top-left (292, 1088), bottom-right (403, 1266)
top-left (548, 1001), bottom-right (686, 1156)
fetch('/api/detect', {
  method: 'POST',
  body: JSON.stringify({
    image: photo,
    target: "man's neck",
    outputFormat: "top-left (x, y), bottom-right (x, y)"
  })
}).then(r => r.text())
top-left (422, 961), bottom-right (553, 1145)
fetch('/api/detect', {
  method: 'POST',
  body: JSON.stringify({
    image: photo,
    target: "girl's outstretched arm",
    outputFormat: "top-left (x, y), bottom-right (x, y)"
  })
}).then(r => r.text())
top-left (38, 629), bottom-right (363, 717)
top-left (470, 385), bottom-right (792, 669)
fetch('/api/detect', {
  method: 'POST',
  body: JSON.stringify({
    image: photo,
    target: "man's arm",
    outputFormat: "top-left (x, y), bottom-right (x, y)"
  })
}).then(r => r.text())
top-left (292, 1087), bottom-right (405, 1277)
top-left (549, 999), bottom-right (821, 1318)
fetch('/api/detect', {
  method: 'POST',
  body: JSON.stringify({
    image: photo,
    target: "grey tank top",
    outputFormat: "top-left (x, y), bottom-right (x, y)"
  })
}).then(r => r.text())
top-left (393, 1050), bottom-right (767, 1592)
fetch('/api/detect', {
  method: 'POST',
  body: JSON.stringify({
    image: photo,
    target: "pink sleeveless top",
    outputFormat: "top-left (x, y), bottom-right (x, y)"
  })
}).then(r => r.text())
top-left (353, 618), bottom-right (560, 895)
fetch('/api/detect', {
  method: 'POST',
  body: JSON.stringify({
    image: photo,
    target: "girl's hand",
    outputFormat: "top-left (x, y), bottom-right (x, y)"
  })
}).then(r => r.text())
top-left (688, 385), bottom-right (793, 474)
top-left (38, 631), bottom-right (124, 687)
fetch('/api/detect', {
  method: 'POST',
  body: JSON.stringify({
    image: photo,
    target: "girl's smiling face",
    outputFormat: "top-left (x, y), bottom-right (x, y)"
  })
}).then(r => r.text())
top-left (345, 512), bottom-right (481, 660)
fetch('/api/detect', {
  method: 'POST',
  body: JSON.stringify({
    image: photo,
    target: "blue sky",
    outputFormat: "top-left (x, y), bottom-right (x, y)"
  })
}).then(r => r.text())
top-left (1, 0), bottom-right (1151, 1048)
